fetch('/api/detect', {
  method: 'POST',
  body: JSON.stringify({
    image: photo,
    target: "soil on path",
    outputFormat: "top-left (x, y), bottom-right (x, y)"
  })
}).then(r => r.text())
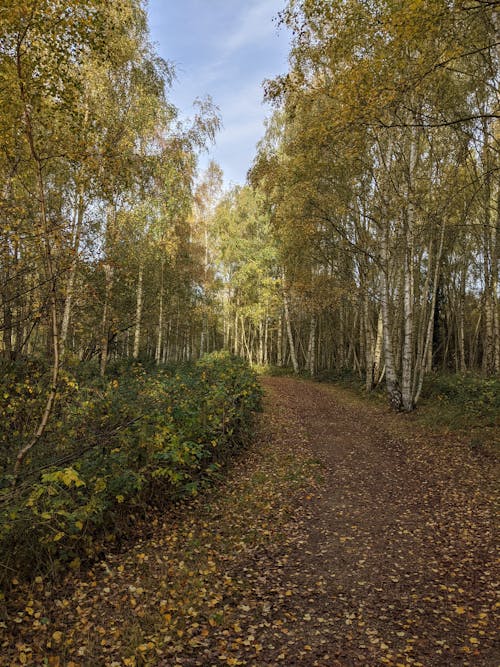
top-left (250, 378), bottom-right (498, 666)
top-left (2, 377), bottom-right (498, 666)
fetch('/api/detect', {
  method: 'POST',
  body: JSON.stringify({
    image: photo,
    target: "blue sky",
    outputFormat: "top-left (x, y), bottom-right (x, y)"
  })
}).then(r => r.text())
top-left (146, 0), bottom-right (290, 186)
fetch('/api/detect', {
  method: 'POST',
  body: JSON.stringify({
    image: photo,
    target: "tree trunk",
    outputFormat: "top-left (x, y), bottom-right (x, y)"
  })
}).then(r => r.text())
top-left (155, 260), bottom-right (164, 364)
top-left (401, 220), bottom-right (415, 411)
top-left (258, 320), bottom-right (264, 365)
top-left (373, 309), bottom-right (383, 385)
top-left (380, 228), bottom-right (402, 411)
top-left (283, 283), bottom-right (299, 373)
top-left (492, 177), bottom-right (499, 372)
top-left (481, 117), bottom-right (495, 375)
top-left (100, 262), bottom-right (113, 376)
top-left (60, 185), bottom-right (85, 358)
top-left (364, 289), bottom-right (374, 391)
top-left (234, 308), bottom-right (239, 356)
top-left (13, 44), bottom-right (61, 481)
top-left (264, 314), bottom-right (269, 365)
top-left (133, 263), bottom-right (144, 359)
top-left (414, 218), bottom-right (446, 405)
top-left (307, 314), bottom-right (316, 377)
top-left (277, 313), bottom-right (283, 366)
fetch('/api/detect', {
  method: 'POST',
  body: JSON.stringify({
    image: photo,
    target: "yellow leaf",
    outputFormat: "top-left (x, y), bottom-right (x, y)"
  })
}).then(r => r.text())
top-left (52, 631), bottom-right (63, 643)
top-left (469, 637), bottom-right (479, 645)
top-left (455, 606), bottom-right (466, 615)
top-left (94, 478), bottom-right (106, 493)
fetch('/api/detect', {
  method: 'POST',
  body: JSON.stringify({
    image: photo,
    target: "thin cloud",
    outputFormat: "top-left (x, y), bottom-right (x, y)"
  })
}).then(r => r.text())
top-left (222, 0), bottom-right (280, 54)
top-left (147, 0), bottom-right (289, 184)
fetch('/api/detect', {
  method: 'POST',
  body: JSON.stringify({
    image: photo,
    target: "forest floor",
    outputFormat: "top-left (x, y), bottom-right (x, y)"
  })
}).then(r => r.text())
top-left (2, 377), bottom-right (499, 667)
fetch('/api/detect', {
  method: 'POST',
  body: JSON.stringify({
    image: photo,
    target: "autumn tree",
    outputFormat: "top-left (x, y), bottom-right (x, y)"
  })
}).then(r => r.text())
top-left (249, 0), bottom-right (499, 409)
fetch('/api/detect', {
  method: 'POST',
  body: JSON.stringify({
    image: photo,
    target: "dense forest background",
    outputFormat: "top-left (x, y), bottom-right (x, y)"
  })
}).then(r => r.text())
top-left (2, 1), bottom-right (498, 399)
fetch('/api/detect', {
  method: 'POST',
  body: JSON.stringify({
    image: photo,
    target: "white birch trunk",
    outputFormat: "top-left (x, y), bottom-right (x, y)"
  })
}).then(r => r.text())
top-left (156, 292), bottom-right (163, 364)
top-left (380, 228), bottom-right (402, 411)
top-left (307, 314), bottom-right (316, 377)
top-left (401, 226), bottom-right (414, 411)
top-left (60, 186), bottom-right (85, 358)
top-left (277, 313), bottom-right (283, 366)
top-left (373, 309), bottom-right (384, 385)
top-left (133, 263), bottom-right (143, 359)
top-left (283, 284), bottom-right (299, 373)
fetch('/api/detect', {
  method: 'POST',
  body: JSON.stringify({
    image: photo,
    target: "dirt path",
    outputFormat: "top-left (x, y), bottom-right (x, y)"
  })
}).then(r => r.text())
top-left (2, 377), bottom-right (498, 666)
top-left (252, 378), bottom-right (498, 666)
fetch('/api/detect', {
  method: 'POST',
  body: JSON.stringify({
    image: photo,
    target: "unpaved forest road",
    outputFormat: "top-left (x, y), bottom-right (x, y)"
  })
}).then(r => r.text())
top-left (250, 378), bottom-right (499, 666)
top-left (3, 377), bottom-right (499, 666)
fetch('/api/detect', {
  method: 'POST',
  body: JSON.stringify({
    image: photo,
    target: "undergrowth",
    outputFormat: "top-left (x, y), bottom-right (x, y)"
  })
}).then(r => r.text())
top-left (0, 352), bottom-right (262, 588)
top-left (417, 373), bottom-right (500, 431)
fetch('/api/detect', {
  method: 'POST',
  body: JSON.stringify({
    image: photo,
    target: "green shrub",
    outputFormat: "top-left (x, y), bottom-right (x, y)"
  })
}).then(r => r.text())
top-left (0, 352), bottom-right (262, 587)
top-left (419, 373), bottom-right (500, 429)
